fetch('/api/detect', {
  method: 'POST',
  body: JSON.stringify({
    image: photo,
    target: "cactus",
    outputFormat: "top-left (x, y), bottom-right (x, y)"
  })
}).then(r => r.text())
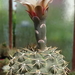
top-left (5, 47), bottom-right (69, 75)
top-left (3, 0), bottom-right (70, 75)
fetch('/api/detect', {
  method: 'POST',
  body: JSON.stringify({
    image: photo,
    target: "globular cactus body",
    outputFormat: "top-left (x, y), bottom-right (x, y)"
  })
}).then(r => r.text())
top-left (5, 47), bottom-right (69, 75)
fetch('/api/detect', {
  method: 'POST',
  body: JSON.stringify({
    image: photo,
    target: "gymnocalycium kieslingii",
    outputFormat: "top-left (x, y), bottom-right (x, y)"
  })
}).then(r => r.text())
top-left (3, 0), bottom-right (70, 75)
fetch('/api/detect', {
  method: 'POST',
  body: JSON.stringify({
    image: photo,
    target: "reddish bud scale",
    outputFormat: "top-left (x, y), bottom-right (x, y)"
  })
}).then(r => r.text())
top-left (26, 10), bottom-right (37, 18)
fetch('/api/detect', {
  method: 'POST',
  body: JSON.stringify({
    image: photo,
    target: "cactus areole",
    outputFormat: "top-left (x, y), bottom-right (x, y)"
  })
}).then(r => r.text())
top-left (16, 0), bottom-right (53, 50)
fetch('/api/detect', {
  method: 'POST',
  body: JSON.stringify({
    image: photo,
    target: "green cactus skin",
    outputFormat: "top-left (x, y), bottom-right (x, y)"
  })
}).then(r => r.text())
top-left (5, 47), bottom-right (69, 75)
top-left (33, 16), bottom-right (46, 50)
